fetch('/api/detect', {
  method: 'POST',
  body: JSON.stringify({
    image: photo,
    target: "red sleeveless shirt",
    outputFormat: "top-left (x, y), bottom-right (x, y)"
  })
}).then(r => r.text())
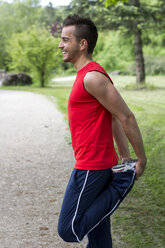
top-left (68, 61), bottom-right (118, 170)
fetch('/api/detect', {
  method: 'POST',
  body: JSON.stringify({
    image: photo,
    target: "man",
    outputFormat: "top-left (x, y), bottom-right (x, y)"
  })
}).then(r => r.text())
top-left (58, 14), bottom-right (147, 248)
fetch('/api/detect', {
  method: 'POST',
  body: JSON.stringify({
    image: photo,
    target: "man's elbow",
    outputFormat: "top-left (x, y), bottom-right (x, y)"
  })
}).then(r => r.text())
top-left (120, 111), bottom-right (136, 125)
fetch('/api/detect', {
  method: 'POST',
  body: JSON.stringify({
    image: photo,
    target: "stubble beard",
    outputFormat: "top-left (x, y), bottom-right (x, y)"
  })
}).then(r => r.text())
top-left (62, 45), bottom-right (80, 64)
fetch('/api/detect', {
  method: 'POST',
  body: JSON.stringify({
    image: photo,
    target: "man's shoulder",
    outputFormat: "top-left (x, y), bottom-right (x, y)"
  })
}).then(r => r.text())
top-left (84, 70), bottom-right (110, 85)
top-left (84, 70), bottom-right (112, 97)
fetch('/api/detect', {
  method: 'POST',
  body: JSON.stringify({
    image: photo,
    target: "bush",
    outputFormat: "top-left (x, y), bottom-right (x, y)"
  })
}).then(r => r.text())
top-left (93, 31), bottom-right (134, 73)
top-left (145, 55), bottom-right (165, 75)
top-left (6, 26), bottom-right (62, 87)
top-left (127, 55), bottom-right (165, 76)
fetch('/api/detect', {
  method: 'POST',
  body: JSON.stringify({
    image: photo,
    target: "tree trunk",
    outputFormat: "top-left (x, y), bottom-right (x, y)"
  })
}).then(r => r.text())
top-left (134, 28), bottom-right (145, 84)
top-left (132, 0), bottom-right (145, 85)
top-left (41, 71), bottom-right (45, 88)
top-left (41, 79), bottom-right (44, 87)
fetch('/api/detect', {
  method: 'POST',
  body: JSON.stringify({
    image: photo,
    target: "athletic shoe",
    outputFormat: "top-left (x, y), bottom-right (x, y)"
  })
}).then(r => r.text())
top-left (111, 160), bottom-right (137, 173)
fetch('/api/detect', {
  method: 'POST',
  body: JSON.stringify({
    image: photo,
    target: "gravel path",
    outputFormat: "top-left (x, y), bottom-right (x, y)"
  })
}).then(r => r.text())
top-left (0, 90), bottom-right (87, 248)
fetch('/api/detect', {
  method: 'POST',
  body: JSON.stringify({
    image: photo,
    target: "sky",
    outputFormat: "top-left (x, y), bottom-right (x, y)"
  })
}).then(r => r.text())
top-left (3, 0), bottom-right (72, 7)
top-left (40, 0), bottom-right (71, 7)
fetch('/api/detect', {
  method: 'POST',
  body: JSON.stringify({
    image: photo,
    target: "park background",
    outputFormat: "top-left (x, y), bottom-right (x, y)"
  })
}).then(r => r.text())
top-left (0, 0), bottom-right (165, 247)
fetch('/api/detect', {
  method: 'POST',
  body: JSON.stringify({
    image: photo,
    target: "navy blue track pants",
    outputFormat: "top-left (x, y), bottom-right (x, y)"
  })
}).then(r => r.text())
top-left (58, 168), bottom-right (136, 248)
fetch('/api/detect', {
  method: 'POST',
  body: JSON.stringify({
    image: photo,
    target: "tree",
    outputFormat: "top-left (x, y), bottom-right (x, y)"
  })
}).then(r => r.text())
top-left (39, 2), bottom-right (67, 28)
top-left (102, 0), bottom-right (145, 84)
top-left (0, 0), bottom-right (42, 69)
top-left (6, 27), bottom-right (62, 87)
top-left (104, 0), bottom-right (127, 6)
top-left (102, 0), bottom-right (165, 84)
top-left (0, 1), bottom-right (15, 68)
top-left (70, 0), bottom-right (163, 85)
top-left (131, 0), bottom-right (145, 83)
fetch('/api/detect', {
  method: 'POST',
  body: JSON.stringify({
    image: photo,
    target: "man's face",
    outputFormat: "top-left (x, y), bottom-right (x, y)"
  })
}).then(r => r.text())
top-left (59, 25), bottom-right (80, 64)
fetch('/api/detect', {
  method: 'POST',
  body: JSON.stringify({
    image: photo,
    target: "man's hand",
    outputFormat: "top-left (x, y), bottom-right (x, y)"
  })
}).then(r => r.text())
top-left (121, 157), bottom-right (133, 163)
top-left (121, 157), bottom-right (147, 181)
top-left (135, 159), bottom-right (147, 180)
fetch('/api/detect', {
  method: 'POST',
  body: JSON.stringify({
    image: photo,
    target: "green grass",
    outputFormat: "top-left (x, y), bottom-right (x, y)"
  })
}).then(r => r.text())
top-left (110, 76), bottom-right (165, 248)
top-left (1, 75), bottom-right (165, 248)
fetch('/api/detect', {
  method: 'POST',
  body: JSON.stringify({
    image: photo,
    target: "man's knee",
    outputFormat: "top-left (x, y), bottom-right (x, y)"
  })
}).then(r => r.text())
top-left (58, 223), bottom-right (77, 242)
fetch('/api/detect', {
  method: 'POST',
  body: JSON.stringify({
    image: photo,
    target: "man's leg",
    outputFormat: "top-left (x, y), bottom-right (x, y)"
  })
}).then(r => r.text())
top-left (58, 168), bottom-right (112, 243)
top-left (58, 164), bottom-right (136, 244)
top-left (73, 168), bottom-right (136, 242)
top-left (87, 217), bottom-right (112, 248)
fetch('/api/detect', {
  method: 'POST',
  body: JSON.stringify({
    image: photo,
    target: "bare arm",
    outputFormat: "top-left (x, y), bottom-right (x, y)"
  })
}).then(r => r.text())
top-left (112, 115), bottom-right (131, 162)
top-left (84, 71), bottom-right (147, 180)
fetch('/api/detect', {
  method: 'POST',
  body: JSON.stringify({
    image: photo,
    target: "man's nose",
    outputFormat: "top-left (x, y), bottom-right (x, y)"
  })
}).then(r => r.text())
top-left (58, 41), bottom-right (63, 49)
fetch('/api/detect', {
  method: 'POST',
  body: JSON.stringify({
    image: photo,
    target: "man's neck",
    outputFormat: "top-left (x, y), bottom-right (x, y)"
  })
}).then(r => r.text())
top-left (73, 54), bottom-right (93, 71)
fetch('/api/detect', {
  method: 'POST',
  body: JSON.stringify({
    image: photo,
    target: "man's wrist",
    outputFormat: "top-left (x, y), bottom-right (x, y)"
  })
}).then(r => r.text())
top-left (137, 156), bottom-right (147, 167)
top-left (121, 157), bottom-right (132, 163)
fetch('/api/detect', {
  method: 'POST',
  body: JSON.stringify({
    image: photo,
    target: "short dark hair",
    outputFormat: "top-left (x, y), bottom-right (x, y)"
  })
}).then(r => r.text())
top-left (63, 14), bottom-right (98, 54)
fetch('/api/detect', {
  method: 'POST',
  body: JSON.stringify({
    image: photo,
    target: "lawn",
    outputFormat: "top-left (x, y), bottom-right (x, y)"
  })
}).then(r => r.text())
top-left (1, 75), bottom-right (165, 248)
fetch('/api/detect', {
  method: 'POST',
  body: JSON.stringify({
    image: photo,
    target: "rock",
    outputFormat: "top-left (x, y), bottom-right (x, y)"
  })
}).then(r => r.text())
top-left (18, 72), bottom-right (33, 85)
top-left (109, 70), bottom-right (122, 75)
top-left (2, 72), bottom-right (33, 86)
top-left (40, 226), bottom-right (49, 231)
top-left (2, 73), bottom-right (18, 86)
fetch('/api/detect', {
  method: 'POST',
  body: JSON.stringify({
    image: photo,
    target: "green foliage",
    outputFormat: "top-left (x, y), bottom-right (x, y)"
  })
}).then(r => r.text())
top-left (39, 2), bottom-right (68, 27)
top-left (11, 0), bottom-right (42, 32)
top-left (0, 2), bottom-right (14, 67)
top-left (69, 0), bottom-right (100, 17)
top-left (69, 0), bottom-right (165, 83)
top-left (0, 0), bottom-right (63, 69)
top-left (143, 32), bottom-right (165, 56)
top-left (6, 27), bottom-right (62, 87)
top-left (144, 55), bottom-right (165, 75)
top-left (0, 0), bottom-right (42, 68)
top-left (143, 31), bottom-right (165, 75)
top-left (0, 0), bottom-right (165, 77)
top-left (103, 0), bottom-right (128, 7)
top-left (93, 31), bottom-right (134, 72)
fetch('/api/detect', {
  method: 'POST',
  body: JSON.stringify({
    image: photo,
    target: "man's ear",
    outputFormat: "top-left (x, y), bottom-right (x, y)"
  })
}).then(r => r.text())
top-left (80, 39), bottom-right (88, 51)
